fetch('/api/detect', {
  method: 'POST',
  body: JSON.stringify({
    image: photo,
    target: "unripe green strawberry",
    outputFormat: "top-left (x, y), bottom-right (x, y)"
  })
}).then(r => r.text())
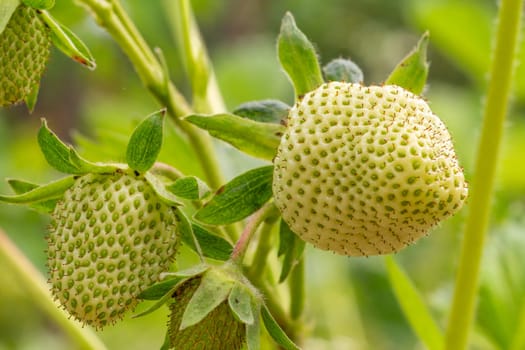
top-left (168, 277), bottom-right (246, 350)
top-left (0, 5), bottom-right (51, 106)
top-left (273, 82), bottom-right (468, 256)
top-left (47, 171), bottom-right (180, 328)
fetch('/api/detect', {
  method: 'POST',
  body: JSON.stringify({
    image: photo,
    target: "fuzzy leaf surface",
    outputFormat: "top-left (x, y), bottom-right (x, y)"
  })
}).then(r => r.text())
top-left (278, 220), bottom-right (306, 282)
top-left (179, 269), bottom-right (234, 330)
top-left (0, 0), bottom-right (19, 34)
top-left (323, 58), bottom-right (364, 83)
top-left (126, 110), bottom-right (165, 173)
top-left (39, 10), bottom-right (96, 69)
top-left (228, 283), bottom-right (255, 325)
top-left (261, 304), bottom-right (300, 350)
top-left (194, 166), bottom-right (274, 225)
top-left (385, 32), bottom-right (429, 95)
top-left (185, 113), bottom-right (284, 160)
top-left (38, 119), bottom-right (117, 174)
top-left (278, 12), bottom-right (324, 97)
top-left (246, 303), bottom-right (261, 350)
top-left (233, 99), bottom-right (290, 124)
top-left (166, 176), bottom-right (210, 200)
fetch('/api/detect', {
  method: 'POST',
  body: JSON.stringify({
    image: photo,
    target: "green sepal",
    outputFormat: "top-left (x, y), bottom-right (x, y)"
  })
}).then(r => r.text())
top-left (228, 282), bottom-right (255, 325)
top-left (138, 275), bottom-right (188, 301)
top-left (0, 175), bottom-right (74, 205)
top-left (24, 81), bottom-right (40, 113)
top-left (38, 10), bottom-right (96, 69)
top-left (166, 176), bottom-right (211, 200)
top-left (261, 304), bottom-right (300, 350)
top-left (179, 268), bottom-right (235, 330)
top-left (194, 166), bottom-right (274, 225)
top-left (174, 207), bottom-right (206, 261)
top-left (246, 302), bottom-right (261, 350)
top-left (0, 0), bottom-right (19, 35)
top-left (277, 12), bottom-right (324, 98)
top-left (38, 119), bottom-right (119, 174)
top-left (233, 99), bottom-right (290, 124)
top-left (187, 223), bottom-right (233, 261)
top-left (385, 32), bottom-right (430, 95)
top-left (22, 0), bottom-right (54, 10)
top-left (144, 171), bottom-right (181, 206)
top-left (6, 178), bottom-right (57, 212)
top-left (323, 58), bottom-right (364, 83)
top-left (185, 113), bottom-right (284, 161)
top-left (278, 220), bottom-right (306, 283)
top-left (134, 277), bottom-right (190, 318)
top-left (126, 109), bottom-right (165, 173)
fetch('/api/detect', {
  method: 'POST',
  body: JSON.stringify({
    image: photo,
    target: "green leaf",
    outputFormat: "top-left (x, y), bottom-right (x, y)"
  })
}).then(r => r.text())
top-left (261, 304), bottom-right (300, 350)
top-left (385, 32), bottom-right (429, 95)
top-left (22, 0), bottom-right (54, 10)
top-left (179, 268), bottom-right (234, 330)
top-left (194, 166), bottom-right (274, 225)
top-left (38, 119), bottom-right (118, 174)
top-left (187, 223), bottom-right (233, 261)
top-left (166, 176), bottom-right (210, 200)
top-left (159, 329), bottom-right (170, 350)
top-left (228, 283), bottom-right (255, 325)
top-left (134, 277), bottom-right (189, 318)
top-left (0, 176), bottom-right (75, 205)
top-left (323, 58), bottom-right (364, 83)
top-left (126, 109), bottom-right (165, 173)
top-left (278, 220), bottom-right (306, 283)
top-left (385, 256), bottom-right (443, 350)
top-left (0, 0), bottom-right (19, 35)
top-left (277, 12), bottom-right (324, 98)
top-left (137, 276), bottom-right (187, 301)
top-left (246, 303), bottom-right (261, 350)
top-left (174, 207), bottom-right (205, 261)
top-left (38, 10), bottom-right (96, 69)
top-left (185, 113), bottom-right (284, 161)
top-left (6, 178), bottom-right (57, 212)
top-left (233, 100), bottom-right (290, 124)
top-left (144, 172), bottom-right (181, 206)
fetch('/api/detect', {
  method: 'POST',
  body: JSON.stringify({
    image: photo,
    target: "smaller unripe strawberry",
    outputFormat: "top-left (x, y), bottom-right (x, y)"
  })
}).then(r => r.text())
top-left (273, 82), bottom-right (468, 256)
top-left (47, 170), bottom-right (180, 328)
top-left (168, 276), bottom-right (246, 350)
top-left (0, 5), bottom-right (51, 106)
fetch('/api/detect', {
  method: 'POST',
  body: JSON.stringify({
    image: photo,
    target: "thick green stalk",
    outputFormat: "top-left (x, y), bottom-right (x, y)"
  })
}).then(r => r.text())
top-left (75, 0), bottom-right (225, 190)
top-left (444, 0), bottom-right (523, 348)
top-left (0, 230), bottom-right (107, 350)
top-left (289, 258), bottom-right (304, 321)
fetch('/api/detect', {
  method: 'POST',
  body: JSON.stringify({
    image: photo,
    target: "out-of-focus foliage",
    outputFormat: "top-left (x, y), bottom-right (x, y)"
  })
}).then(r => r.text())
top-left (0, 0), bottom-right (523, 349)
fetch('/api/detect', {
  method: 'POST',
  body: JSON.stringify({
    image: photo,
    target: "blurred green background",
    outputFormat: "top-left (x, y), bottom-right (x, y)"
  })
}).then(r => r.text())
top-left (1, 0), bottom-right (524, 349)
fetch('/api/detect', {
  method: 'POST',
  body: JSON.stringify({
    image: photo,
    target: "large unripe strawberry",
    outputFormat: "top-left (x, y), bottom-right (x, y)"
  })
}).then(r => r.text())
top-left (47, 170), bottom-right (180, 328)
top-left (273, 82), bottom-right (468, 256)
top-left (0, 5), bottom-right (51, 106)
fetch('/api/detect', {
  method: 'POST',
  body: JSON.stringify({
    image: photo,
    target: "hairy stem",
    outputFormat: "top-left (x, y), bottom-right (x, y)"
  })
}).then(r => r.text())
top-left (444, 0), bottom-right (523, 348)
top-left (0, 230), bottom-right (107, 350)
top-left (75, 0), bottom-right (225, 191)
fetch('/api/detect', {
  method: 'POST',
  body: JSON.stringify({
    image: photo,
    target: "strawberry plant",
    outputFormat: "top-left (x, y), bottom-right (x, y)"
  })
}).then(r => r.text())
top-left (0, 0), bottom-right (522, 349)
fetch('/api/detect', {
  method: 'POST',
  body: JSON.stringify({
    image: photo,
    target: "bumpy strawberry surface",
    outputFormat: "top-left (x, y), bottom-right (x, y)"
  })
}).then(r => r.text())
top-left (47, 171), bottom-right (180, 328)
top-left (273, 82), bottom-right (468, 256)
top-left (0, 5), bottom-right (51, 106)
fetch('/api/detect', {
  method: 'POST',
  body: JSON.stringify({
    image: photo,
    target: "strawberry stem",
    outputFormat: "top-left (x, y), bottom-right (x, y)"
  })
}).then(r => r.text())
top-left (444, 0), bottom-right (524, 348)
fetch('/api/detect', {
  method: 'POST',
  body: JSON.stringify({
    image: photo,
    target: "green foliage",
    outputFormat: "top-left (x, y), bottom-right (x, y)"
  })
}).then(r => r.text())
top-left (194, 166), bottom-right (274, 225)
top-left (0, 0), bottom-right (19, 34)
top-left (126, 110), bottom-right (165, 173)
